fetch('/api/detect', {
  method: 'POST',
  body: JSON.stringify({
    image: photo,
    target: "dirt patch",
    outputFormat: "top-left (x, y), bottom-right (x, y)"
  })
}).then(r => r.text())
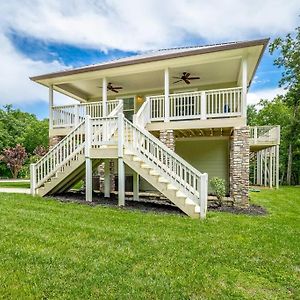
top-left (49, 191), bottom-right (267, 217)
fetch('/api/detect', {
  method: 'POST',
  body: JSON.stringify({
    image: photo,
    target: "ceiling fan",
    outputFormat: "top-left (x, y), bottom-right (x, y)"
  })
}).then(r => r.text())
top-left (98, 82), bottom-right (123, 93)
top-left (173, 72), bottom-right (200, 85)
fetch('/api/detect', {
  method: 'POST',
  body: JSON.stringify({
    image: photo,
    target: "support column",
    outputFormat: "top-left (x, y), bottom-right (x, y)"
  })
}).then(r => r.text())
top-left (102, 77), bottom-right (107, 116)
top-left (256, 152), bottom-right (260, 185)
top-left (164, 68), bottom-right (170, 122)
top-left (118, 113), bottom-right (125, 206)
top-left (159, 130), bottom-right (175, 151)
top-left (133, 171), bottom-right (139, 201)
top-left (264, 150), bottom-right (267, 187)
top-left (242, 57), bottom-right (248, 119)
top-left (85, 115), bottom-right (92, 202)
top-left (276, 145), bottom-right (279, 189)
top-left (49, 85), bottom-right (53, 130)
top-left (104, 160), bottom-right (110, 198)
top-left (229, 126), bottom-right (250, 207)
top-left (269, 149), bottom-right (273, 188)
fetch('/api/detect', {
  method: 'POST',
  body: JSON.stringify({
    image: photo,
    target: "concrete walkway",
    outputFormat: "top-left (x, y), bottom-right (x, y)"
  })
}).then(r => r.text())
top-left (0, 188), bottom-right (30, 194)
top-left (0, 179), bottom-right (30, 194)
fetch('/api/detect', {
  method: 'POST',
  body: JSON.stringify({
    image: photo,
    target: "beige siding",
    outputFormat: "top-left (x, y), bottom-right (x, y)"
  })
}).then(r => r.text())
top-left (175, 139), bottom-right (229, 193)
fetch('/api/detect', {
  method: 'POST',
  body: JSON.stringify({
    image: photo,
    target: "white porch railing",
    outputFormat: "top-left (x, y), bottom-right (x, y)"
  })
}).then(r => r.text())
top-left (148, 87), bottom-right (243, 122)
top-left (52, 99), bottom-right (121, 128)
top-left (249, 126), bottom-right (280, 145)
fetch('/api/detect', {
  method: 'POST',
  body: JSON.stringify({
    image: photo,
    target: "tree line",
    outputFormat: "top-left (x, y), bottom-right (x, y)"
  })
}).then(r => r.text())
top-left (0, 105), bottom-right (49, 178)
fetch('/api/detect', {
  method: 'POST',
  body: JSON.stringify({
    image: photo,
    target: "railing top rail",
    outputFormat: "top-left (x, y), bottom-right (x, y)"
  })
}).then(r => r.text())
top-left (124, 118), bottom-right (204, 178)
top-left (135, 97), bottom-right (149, 119)
top-left (148, 86), bottom-right (242, 99)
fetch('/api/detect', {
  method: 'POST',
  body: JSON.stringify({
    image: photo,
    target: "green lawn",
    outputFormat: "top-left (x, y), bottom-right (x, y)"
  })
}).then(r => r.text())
top-left (0, 181), bottom-right (30, 189)
top-left (0, 188), bottom-right (299, 299)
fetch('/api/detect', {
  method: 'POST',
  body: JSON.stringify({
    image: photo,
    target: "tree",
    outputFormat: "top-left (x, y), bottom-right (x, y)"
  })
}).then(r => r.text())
top-left (270, 26), bottom-right (300, 185)
top-left (0, 144), bottom-right (27, 179)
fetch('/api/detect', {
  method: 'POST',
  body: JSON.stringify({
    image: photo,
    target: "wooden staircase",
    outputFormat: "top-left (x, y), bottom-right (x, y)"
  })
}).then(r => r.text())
top-left (31, 112), bottom-right (208, 218)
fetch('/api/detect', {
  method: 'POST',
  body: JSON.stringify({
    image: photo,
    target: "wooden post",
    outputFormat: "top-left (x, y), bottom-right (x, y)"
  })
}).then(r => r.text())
top-left (85, 115), bottom-right (92, 202)
top-left (102, 77), bottom-right (107, 117)
top-left (254, 126), bottom-right (257, 144)
top-left (199, 173), bottom-right (208, 219)
top-left (269, 148), bottom-right (273, 188)
top-left (133, 171), bottom-right (139, 201)
top-left (30, 163), bottom-right (36, 196)
top-left (242, 57), bottom-right (248, 119)
top-left (200, 91), bottom-right (207, 120)
top-left (276, 145), bottom-right (279, 189)
top-left (74, 104), bottom-right (79, 126)
top-left (104, 160), bottom-right (110, 198)
top-left (264, 150), bottom-right (267, 187)
top-left (118, 113), bottom-right (125, 206)
top-left (164, 68), bottom-right (170, 122)
top-left (49, 85), bottom-right (54, 130)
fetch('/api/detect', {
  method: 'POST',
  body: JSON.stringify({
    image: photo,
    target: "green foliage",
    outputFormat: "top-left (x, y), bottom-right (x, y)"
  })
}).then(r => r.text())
top-left (0, 188), bottom-right (299, 298)
top-left (0, 105), bottom-right (49, 178)
top-left (210, 176), bottom-right (226, 203)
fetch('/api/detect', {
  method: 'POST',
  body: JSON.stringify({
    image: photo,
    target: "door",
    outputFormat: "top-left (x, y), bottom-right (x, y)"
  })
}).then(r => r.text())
top-left (123, 97), bottom-right (135, 122)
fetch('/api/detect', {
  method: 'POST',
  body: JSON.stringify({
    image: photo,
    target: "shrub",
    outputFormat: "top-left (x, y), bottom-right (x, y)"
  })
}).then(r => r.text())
top-left (210, 177), bottom-right (226, 205)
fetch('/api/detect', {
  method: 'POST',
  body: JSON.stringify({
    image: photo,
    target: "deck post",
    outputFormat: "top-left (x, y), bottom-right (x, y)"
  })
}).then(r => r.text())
top-left (199, 173), bottom-right (208, 219)
top-left (269, 148), bottom-right (273, 188)
top-left (164, 68), bottom-right (170, 122)
top-left (200, 91), bottom-right (207, 120)
top-left (85, 115), bottom-right (92, 202)
top-left (49, 85), bottom-right (53, 130)
top-left (74, 104), bottom-right (79, 126)
top-left (104, 159), bottom-right (110, 198)
top-left (118, 113), bottom-right (125, 206)
top-left (254, 126), bottom-right (257, 144)
top-left (102, 77), bottom-right (107, 117)
top-left (133, 171), bottom-right (139, 201)
top-left (276, 145), bottom-right (279, 189)
top-left (242, 57), bottom-right (248, 118)
top-left (264, 149), bottom-right (267, 187)
top-left (30, 163), bottom-right (36, 196)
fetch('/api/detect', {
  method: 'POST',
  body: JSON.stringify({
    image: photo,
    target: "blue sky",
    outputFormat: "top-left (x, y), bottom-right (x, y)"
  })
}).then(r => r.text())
top-left (0, 0), bottom-right (298, 119)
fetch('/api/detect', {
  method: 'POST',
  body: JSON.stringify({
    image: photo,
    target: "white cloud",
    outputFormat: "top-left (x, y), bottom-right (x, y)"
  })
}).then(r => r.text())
top-left (248, 87), bottom-right (287, 105)
top-left (0, 0), bottom-right (299, 105)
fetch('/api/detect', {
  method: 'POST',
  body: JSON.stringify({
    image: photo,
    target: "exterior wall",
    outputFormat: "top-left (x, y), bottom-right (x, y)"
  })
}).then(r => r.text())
top-left (175, 138), bottom-right (230, 194)
top-left (229, 127), bottom-right (250, 206)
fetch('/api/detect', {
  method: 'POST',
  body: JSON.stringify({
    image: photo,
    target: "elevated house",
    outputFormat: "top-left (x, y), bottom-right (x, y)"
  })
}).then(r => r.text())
top-left (30, 38), bottom-right (280, 219)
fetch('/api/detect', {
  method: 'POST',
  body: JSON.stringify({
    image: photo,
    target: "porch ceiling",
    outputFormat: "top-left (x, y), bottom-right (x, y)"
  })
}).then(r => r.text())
top-left (57, 58), bottom-right (242, 100)
top-left (32, 41), bottom-right (267, 102)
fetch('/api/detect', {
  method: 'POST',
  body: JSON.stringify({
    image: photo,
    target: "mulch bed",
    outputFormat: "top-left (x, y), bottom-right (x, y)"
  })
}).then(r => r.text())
top-left (49, 191), bottom-right (267, 216)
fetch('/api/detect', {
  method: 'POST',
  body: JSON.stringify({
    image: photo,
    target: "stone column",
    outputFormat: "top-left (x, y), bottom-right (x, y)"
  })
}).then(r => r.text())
top-left (159, 129), bottom-right (175, 151)
top-left (229, 126), bottom-right (250, 207)
top-left (49, 136), bottom-right (63, 148)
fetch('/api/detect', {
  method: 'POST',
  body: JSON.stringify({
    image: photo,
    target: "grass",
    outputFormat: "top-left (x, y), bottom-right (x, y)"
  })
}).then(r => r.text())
top-left (0, 181), bottom-right (30, 189)
top-left (0, 187), bottom-right (299, 299)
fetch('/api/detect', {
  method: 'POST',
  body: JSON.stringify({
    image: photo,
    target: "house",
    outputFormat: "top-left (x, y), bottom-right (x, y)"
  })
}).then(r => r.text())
top-left (29, 38), bottom-right (280, 219)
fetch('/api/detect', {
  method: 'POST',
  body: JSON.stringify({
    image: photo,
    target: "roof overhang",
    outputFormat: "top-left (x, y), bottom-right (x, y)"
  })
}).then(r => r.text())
top-left (30, 38), bottom-right (269, 101)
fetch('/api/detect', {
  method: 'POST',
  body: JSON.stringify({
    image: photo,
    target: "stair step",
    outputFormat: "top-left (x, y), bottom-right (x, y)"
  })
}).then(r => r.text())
top-left (141, 163), bottom-right (151, 169)
top-left (124, 149), bottom-right (134, 155)
top-left (158, 176), bottom-right (169, 183)
top-left (176, 190), bottom-right (186, 198)
top-left (185, 198), bottom-right (195, 205)
top-left (149, 170), bottom-right (160, 176)
top-left (133, 156), bottom-right (142, 162)
top-left (167, 184), bottom-right (177, 191)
